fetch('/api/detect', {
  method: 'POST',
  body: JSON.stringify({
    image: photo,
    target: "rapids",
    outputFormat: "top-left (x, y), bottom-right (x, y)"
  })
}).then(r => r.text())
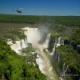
top-left (7, 26), bottom-right (60, 80)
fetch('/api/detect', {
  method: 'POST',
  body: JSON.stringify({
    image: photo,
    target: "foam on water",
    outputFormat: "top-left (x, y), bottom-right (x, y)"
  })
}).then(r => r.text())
top-left (7, 26), bottom-right (60, 80)
top-left (7, 39), bottom-right (28, 55)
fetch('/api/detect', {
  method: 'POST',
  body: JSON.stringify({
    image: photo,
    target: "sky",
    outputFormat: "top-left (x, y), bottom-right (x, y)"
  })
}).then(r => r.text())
top-left (0, 0), bottom-right (80, 16)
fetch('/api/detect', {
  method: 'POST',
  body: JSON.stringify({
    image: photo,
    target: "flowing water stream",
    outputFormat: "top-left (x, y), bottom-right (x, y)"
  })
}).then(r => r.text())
top-left (7, 26), bottom-right (60, 80)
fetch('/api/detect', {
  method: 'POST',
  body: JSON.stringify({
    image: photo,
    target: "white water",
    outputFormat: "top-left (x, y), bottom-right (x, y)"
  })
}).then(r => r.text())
top-left (7, 26), bottom-right (60, 80)
top-left (50, 37), bottom-right (62, 56)
top-left (7, 39), bottom-right (28, 55)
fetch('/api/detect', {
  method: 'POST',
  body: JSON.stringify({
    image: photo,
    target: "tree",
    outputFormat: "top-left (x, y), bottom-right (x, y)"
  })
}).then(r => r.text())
top-left (0, 40), bottom-right (46, 80)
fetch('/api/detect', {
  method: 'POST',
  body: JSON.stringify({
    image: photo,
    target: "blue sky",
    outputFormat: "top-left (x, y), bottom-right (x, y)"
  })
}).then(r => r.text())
top-left (0, 0), bottom-right (80, 16)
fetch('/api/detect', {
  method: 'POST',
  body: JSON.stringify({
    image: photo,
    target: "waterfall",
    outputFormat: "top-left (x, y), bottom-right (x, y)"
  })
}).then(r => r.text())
top-left (7, 27), bottom-right (60, 80)
top-left (50, 43), bottom-right (56, 55)
top-left (56, 37), bottom-right (61, 47)
top-left (50, 36), bottom-right (64, 56)
top-left (7, 39), bottom-right (28, 55)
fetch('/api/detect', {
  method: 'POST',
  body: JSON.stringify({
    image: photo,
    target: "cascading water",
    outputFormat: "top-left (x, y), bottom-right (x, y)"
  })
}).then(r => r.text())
top-left (7, 39), bottom-right (28, 55)
top-left (22, 27), bottom-right (60, 80)
top-left (7, 26), bottom-right (60, 80)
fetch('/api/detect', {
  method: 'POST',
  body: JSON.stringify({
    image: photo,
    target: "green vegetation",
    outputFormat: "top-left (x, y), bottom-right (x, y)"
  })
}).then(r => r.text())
top-left (56, 45), bottom-right (80, 79)
top-left (0, 14), bottom-right (80, 26)
top-left (0, 14), bottom-right (80, 80)
top-left (0, 39), bottom-right (46, 80)
top-left (51, 32), bottom-right (60, 39)
top-left (4, 30), bottom-right (26, 43)
top-left (57, 45), bottom-right (80, 72)
top-left (0, 14), bottom-right (39, 24)
top-left (70, 29), bottom-right (80, 44)
top-left (55, 16), bottom-right (80, 26)
top-left (22, 43), bottom-right (37, 63)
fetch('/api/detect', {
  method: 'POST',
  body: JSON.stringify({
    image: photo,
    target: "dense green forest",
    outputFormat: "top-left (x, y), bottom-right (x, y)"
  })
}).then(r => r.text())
top-left (0, 14), bottom-right (80, 26)
top-left (0, 14), bottom-right (80, 80)
top-left (56, 45), bottom-right (80, 80)
top-left (57, 45), bottom-right (80, 72)
top-left (0, 39), bottom-right (46, 80)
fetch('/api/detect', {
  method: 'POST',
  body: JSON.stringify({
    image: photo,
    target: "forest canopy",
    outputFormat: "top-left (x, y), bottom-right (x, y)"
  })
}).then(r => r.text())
top-left (0, 39), bottom-right (46, 80)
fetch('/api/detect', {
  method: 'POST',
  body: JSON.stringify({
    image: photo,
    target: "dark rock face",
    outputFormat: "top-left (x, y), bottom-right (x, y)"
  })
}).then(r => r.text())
top-left (64, 40), bottom-right (80, 53)
top-left (71, 41), bottom-right (77, 49)
top-left (67, 67), bottom-right (80, 80)
top-left (53, 51), bottom-right (58, 61)
top-left (48, 36), bottom-right (55, 52)
top-left (76, 45), bottom-right (80, 53)
top-left (64, 40), bottom-right (70, 45)
top-left (39, 34), bottom-right (47, 44)
top-left (70, 42), bottom-right (80, 53)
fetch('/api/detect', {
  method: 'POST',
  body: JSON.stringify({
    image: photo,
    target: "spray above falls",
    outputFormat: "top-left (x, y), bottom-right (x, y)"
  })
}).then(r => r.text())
top-left (7, 25), bottom-right (60, 80)
top-left (22, 27), bottom-right (41, 44)
top-left (22, 25), bottom-right (49, 48)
